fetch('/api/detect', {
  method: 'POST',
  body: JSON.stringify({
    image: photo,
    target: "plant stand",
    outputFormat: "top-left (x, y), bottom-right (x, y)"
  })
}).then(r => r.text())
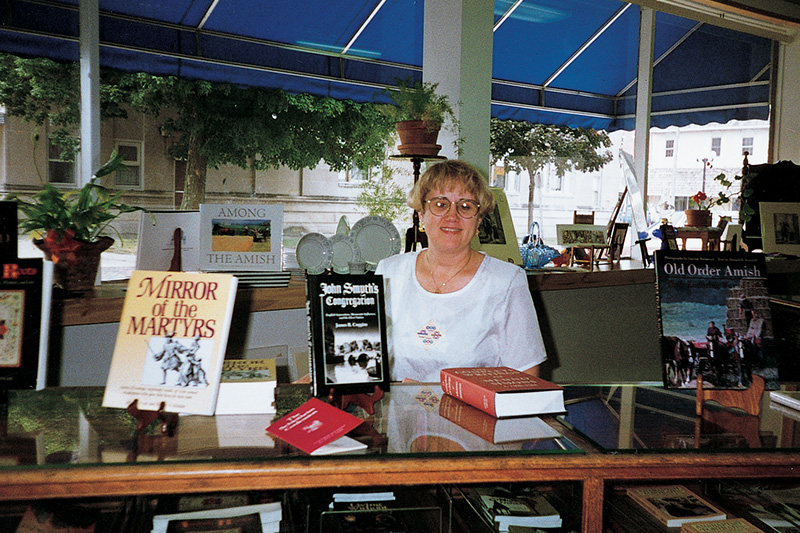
top-left (390, 154), bottom-right (446, 252)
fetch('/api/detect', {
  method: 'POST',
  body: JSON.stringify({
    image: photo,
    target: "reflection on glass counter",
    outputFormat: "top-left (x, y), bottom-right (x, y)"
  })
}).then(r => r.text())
top-left (559, 384), bottom-right (798, 452)
top-left (0, 384), bottom-right (578, 467)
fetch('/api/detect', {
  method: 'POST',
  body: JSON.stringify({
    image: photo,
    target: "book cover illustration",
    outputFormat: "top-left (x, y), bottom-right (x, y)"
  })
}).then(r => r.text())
top-left (199, 204), bottom-right (283, 272)
top-left (306, 274), bottom-right (389, 397)
top-left (654, 251), bottom-right (777, 390)
top-left (136, 210), bottom-right (200, 272)
top-left (102, 270), bottom-right (238, 415)
top-left (627, 485), bottom-right (726, 528)
top-left (0, 258), bottom-right (43, 390)
top-left (215, 358), bottom-right (277, 415)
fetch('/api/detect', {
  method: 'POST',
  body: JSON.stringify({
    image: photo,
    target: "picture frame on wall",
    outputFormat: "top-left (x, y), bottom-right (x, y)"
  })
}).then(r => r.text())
top-left (759, 202), bottom-right (800, 255)
top-left (470, 187), bottom-right (521, 265)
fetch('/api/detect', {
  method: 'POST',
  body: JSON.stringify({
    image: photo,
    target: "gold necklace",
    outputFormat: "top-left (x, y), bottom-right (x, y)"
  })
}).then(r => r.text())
top-left (425, 250), bottom-right (472, 294)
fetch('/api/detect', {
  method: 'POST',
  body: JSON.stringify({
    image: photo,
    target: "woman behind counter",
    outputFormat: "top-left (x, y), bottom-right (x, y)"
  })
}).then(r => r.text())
top-left (375, 160), bottom-right (547, 382)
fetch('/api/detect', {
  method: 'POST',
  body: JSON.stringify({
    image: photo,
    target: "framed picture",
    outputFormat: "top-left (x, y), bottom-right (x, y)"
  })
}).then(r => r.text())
top-left (759, 202), bottom-right (800, 255)
top-left (555, 224), bottom-right (607, 247)
top-left (609, 222), bottom-right (629, 260)
top-left (470, 188), bottom-right (521, 265)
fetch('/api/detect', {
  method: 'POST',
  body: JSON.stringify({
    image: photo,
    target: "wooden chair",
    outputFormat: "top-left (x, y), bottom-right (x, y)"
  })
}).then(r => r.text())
top-left (573, 211), bottom-right (595, 225)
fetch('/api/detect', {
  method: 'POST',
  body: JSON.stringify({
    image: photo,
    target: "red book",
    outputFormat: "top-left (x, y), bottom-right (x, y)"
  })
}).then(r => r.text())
top-left (266, 398), bottom-right (363, 454)
top-left (440, 367), bottom-right (565, 418)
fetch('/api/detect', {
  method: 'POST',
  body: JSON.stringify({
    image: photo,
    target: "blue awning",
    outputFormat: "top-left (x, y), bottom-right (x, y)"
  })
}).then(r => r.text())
top-left (0, 0), bottom-right (773, 131)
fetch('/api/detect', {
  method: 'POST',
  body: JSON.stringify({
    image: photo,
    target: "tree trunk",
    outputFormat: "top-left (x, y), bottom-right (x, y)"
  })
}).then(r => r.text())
top-left (181, 136), bottom-right (208, 210)
top-left (525, 163), bottom-right (541, 231)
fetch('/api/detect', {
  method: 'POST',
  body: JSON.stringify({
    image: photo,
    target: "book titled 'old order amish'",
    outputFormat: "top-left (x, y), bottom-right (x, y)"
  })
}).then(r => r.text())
top-left (440, 367), bottom-right (565, 418)
top-left (102, 270), bottom-right (238, 416)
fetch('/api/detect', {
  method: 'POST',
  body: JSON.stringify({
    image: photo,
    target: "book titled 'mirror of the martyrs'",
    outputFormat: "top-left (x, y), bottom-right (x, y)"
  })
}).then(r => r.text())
top-left (102, 270), bottom-right (238, 416)
top-left (306, 274), bottom-right (390, 397)
top-left (654, 250), bottom-right (778, 390)
top-left (440, 366), bottom-right (565, 418)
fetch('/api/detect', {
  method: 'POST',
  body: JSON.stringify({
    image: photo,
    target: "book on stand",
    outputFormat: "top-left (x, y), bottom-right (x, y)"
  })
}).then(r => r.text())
top-left (654, 250), bottom-right (777, 390)
top-left (438, 394), bottom-right (561, 444)
top-left (102, 270), bottom-right (238, 416)
top-left (306, 274), bottom-right (390, 397)
top-left (0, 258), bottom-right (44, 391)
top-left (199, 204), bottom-right (283, 272)
top-left (215, 358), bottom-right (277, 415)
top-left (626, 485), bottom-right (726, 528)
top-left (468, 485), bottom-right (562, 530)
top-left (135, 210), bottom-right (200, 272)
top-left (440, 367), bottom-right (565, 418)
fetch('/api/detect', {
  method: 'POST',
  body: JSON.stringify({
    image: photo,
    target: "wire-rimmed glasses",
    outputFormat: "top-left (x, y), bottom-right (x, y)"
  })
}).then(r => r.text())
top-left (425, 197), bottom-right (481, 219)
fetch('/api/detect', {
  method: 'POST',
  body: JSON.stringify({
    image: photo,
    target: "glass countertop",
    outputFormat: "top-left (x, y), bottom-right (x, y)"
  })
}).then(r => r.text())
top-left (0, 384), bottom-right (578, 468)
top-left (560, 383), bottom-right (800, 452)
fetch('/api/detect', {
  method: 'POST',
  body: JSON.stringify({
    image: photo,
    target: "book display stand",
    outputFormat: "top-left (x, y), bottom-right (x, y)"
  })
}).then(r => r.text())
top-left (695, 374), bottom-right (765, 417)
top-left (389, 154), bottom-right (446, 252)
top-left (127, 399), bottom-right (179, 436)
top-left (327, 384), bottom-right (384, 415)
top-left (169, 228), bottom-right (183, 271)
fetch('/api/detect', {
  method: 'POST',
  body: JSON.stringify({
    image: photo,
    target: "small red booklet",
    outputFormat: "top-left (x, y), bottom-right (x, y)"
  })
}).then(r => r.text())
top-left (266, 398), bottom-right (363, 454)
top-left (440, 367), bottom-right (565, 418)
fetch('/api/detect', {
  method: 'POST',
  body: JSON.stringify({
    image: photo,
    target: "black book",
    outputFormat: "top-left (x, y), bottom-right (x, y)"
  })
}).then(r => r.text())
top-left (654, 250), bottom-right (777, 390)
top-left (306, 274), bottom-right (390, 397)
top-left (0, 201), bottom-right (17, 262)
top-left (0, 258), bottom-right (43, 390)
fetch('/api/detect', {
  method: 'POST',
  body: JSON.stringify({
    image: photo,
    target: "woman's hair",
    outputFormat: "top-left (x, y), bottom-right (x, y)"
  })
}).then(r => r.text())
top-left (407, 160), bottom-right (495, 217)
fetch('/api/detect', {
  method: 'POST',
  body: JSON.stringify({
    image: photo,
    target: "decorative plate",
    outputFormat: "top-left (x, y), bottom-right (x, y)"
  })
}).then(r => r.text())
top-left (351, 216), bottom-right (402, 266)
top-left (336, 215), bottom-right (350, 236)
top-left (295, 233), bottom-right (332, 274)
top-left (329, 233), bottom-right (362, 274)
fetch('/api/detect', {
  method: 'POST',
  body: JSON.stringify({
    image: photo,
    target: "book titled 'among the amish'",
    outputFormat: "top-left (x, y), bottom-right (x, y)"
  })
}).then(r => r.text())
top-left (440, 367), bottom-right (565, 418)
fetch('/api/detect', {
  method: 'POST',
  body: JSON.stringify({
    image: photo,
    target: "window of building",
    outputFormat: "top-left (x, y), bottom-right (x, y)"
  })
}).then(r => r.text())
top-left (114, 142), bottom-right (142, 188)
top-left (742, 137), bottom-right (754, 155)
top-left (711, 137), bottom-right (722, 157)
top-left (675, 196), bottom-right (690, 211)
top-left (338, 167), bottom-right (369, 187)
top-left (48, 140), bottom-right (77, 185)
top-left (665, 139), bottom-right (674, 157)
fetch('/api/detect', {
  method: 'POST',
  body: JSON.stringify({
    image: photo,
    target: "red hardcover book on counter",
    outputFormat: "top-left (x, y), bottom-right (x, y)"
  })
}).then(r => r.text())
top-left (440, 367), bottom-right (565, 418)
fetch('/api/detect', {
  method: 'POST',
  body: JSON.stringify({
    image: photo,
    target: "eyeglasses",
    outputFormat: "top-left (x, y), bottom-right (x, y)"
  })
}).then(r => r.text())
top-left (425, 197), bottom-right (481, 219)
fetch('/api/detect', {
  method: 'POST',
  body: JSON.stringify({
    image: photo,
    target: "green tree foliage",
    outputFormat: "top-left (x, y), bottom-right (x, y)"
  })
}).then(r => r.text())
top-left (0, 53), bottom-right (396, 209)
top-left (356, 164), bottom-right (410, 224)
top-left (490, 118), bottom-right (613, 228)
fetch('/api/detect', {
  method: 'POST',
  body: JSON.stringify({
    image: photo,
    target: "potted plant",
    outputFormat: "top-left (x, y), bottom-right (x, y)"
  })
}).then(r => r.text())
top-left (380, 78), bottom-right (459, 156)
top-left (7, 151), bottom-right (148, 292)
top-left (685, 172), bottom-right (753, 227)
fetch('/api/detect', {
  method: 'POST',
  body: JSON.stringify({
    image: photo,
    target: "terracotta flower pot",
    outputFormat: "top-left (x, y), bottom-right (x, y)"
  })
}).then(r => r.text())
top-left (684, 209), bottom-right (712, 227)
top-left (395, 120), bottom-right (442, 156)
top-left (34, 234), bottom-right (114, 292)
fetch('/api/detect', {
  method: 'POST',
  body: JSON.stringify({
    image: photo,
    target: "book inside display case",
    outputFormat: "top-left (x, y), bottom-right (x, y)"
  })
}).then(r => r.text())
top-left (1, 382), bottom-right (800, 531)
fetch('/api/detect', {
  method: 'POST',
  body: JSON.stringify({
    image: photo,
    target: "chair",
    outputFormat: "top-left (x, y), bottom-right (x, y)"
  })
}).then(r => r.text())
top-left (573, 211), bottom-right (595, 225)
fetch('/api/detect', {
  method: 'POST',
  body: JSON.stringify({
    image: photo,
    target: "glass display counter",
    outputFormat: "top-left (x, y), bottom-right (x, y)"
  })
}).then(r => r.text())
top-left (2, 383), bottom-right (800, 532)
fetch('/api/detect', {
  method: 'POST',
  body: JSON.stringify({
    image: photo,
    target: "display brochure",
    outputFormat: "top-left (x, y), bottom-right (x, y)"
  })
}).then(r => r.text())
top-left (469, 485), bottom-right (562, 530)
top-left (199, 204), bottom-right (283, 272)
top-left (102, 270), bottom-right (238, 415)
top-left (266, 397), bottom-right (364, 455)
top-left (626, 485), bottom-right (726, 528)
top-left (306, 274), bottom-right (389, 397)
top-left (440, 367), bottom-right (565, 418)
top-left (135, 210), bottom-right (200, 272)
top-left (681, 518), bottom-right (765, 532)
top-left (214, 358), bottom-right (277, 415)
top-left (0, 258), bottom-right (43, 390)
top-left (438, 394), bottom-right (561, 444)
top-left (654, 251), bottom-right (777, 390)
top-left (153, 501), bottom-right (281, 533)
